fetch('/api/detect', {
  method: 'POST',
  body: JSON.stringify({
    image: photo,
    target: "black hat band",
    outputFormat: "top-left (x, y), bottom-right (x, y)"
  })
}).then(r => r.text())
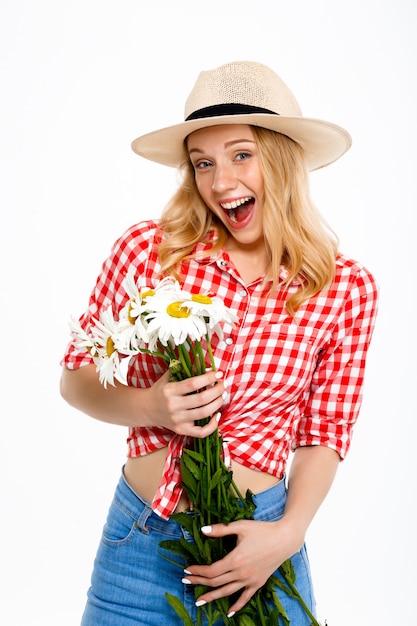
top-left (186, 103), bottom-right (279, 121)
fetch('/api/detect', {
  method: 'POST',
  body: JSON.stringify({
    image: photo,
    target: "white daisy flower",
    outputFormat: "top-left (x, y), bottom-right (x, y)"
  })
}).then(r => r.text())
top-left (117, 272), bottom-right (157, 352)
top-left (117, 299), bottom-right (150, 353)
top-left (122, 271), bottom-right (141, 300)
top-left (90, 308), bottom-right (124, 388)
top-left (145, 297), bottom-right (207, 349)
top-left (154, 276), bottom-right (181, 291)
top-left (68, 316), bottom-right (100, 358)
top-left (181, 293), bottom-right (238, 341)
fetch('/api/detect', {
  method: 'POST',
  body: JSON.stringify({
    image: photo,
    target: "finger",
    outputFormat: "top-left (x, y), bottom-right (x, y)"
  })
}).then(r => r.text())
top-left (179, 370), bottom-right (224, 395)
top-left (181, 383), bottom-right (225, 412)
top-left (188, 411), bottom-right (221, 438)
top-left (183, 566), bottom-right (233, 589)
top-left (225, 586), bottom-right (257, 618)
top-left (200, 521), bottom-right (243, 537)
top-left (194, 580), bottom-right (249, 610)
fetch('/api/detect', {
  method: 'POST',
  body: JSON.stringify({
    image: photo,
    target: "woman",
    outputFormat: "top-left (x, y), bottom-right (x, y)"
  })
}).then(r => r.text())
top-left (60, 61), bottom-right (379, 625)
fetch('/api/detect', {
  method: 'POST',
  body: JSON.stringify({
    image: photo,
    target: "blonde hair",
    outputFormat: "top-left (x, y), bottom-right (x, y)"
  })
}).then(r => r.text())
top-left (158, 127), bottom-right (338, 314)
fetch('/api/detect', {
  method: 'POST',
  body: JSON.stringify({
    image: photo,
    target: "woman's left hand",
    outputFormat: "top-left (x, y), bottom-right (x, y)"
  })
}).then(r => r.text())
top-left (182, 518), bottom-right (303, 617)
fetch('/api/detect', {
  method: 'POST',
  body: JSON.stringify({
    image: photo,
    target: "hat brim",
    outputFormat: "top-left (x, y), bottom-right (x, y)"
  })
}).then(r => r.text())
top-left (131, 113), bottom-right (352, 171)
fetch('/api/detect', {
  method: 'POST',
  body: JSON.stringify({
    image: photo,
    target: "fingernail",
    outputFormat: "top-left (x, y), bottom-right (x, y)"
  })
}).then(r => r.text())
top-left (227, 611), bottom-right (236, 618)
top-left (201, 525), bottom-right (212, 534)
top-left (214, 371), bottom-right (223, 379)
top-left (183, 569), bottom-right (192, 575)
top-left (222, 391), bottom-right (228, 400)
top-left (195, 599), bottom-right (207, 607)
top-left (182, 578), bottom-right (192, 585)
top-left (215, 412), bottom-right (221, 422)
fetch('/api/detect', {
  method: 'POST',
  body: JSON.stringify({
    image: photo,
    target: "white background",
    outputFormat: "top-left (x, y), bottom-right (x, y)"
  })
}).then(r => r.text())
top-left (1, 1), bottom-right (415, 624)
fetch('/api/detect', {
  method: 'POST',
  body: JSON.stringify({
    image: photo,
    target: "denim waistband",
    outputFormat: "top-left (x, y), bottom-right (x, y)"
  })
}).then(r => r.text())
top-left (115, 467), bottom-right (287, 532)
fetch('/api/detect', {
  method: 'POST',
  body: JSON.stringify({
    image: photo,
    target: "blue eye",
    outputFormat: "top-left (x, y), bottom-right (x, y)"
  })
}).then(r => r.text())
top-left (195, 160), bottom-right (212, 169)
top-left (236, 152), bottom-right (250, 161)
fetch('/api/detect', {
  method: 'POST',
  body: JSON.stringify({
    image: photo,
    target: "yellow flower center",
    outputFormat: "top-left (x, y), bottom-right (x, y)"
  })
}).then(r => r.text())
top-left (166, 302), bottom-right (191, 318)
top-left (192, 294), bottom-right (212, 304)
top-left (141, 289), bottom-right (155, 301)
top-left (106, 336), bottom-right (116, 358)
top-left (127, 302), bottom-right (136, 325)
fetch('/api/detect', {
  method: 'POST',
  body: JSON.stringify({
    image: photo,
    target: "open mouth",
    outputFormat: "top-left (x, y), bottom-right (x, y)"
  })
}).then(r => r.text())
top-left (220, 196), bottom-right (255, 224)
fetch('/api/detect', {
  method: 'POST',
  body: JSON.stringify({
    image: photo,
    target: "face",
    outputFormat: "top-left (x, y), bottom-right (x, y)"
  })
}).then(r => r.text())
top-left (187, 124), bottom-right (265, 250)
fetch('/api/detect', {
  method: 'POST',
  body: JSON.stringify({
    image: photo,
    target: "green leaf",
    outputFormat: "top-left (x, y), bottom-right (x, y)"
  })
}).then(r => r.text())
top-left (180, 460), bottom-right (198, 496)
top-left (182, 453), bottom-right (201, 480)
top-left (279, 558), bottom-right (296, 584)
top-left (165, 592), bottom-right (194, 626)
top-left (267, 607), bottom-right (290, 626)
top-left (266, 592), bottom-right (290, 626)
top-left (179, 536), bottom-right (201, 562)
top-left (160, 535), bottom-right (204, 565)
top-left (180, 482), bottom-right (197, 504)
top-left (170, 511), bottom-right (194, 532)
top-left (237, 615), bottom-right (258, 625)
top-left (209, 467), bottom-right (222, 490)
top-left (182, 448), bottom-right (206, 464)
top-left (192, 516), bottom-right (205, 557)
top-left (157, 550), bottom-right (184, 570)
top-left (159, 539), bottom-right (191, 561)
top-left (221, 472), bottom-right (233, 490)
top-left (203, 538), bottom-right (212, 563)
top-left (269, 574), bottom-right (298, 599)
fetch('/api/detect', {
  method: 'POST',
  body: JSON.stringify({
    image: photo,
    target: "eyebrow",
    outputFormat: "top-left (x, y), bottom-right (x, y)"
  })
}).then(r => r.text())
top-left (188, 138), bottom-right (256, 155)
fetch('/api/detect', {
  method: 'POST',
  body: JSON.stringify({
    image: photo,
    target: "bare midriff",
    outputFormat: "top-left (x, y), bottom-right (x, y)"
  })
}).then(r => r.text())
top-left (124, 447), bottom-right (281, 513)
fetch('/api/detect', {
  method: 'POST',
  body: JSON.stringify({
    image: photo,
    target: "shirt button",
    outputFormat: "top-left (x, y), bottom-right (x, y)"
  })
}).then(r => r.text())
top-left (220, 260), bottom-right (228, 266)
top-left (225, 337), bottom-right (234, 346)
top-left (239, 289), bottom-right (247, 297)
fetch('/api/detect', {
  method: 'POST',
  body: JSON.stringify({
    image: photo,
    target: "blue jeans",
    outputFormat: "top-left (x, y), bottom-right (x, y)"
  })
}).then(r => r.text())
top-left (81, 469), bottom-right (316, 625)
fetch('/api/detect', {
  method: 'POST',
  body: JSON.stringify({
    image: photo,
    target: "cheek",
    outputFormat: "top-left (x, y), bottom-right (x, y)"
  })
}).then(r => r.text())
top-left (248, 167), bottom-right (264, 196)
top-left (195, 177), bottom-right (213, 205)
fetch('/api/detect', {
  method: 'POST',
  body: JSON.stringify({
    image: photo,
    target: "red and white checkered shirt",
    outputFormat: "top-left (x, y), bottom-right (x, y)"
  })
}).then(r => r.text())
top-left (62, 220), bottom-right (379, 519)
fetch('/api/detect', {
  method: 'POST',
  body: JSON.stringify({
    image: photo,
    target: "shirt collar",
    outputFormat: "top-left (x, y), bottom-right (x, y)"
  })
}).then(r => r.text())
top-left (193, 235), bottom-right (301, 286)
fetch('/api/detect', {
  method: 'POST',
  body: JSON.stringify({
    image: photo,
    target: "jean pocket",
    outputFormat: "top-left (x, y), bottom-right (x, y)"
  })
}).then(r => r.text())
top-left (101, 498), bottom-right (139, 547)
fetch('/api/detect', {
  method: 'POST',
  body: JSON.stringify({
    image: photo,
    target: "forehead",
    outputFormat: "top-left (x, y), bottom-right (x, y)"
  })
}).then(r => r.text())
top-left (186, 124), bottom-right (256, 148)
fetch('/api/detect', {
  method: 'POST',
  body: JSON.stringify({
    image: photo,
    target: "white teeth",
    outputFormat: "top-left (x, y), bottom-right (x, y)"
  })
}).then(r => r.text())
top-left (220, 197), bottom-right (251, 210)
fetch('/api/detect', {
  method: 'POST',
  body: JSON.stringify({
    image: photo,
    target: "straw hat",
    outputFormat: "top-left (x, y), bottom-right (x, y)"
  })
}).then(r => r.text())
top-left (131, 61), bottom-right (351, 171)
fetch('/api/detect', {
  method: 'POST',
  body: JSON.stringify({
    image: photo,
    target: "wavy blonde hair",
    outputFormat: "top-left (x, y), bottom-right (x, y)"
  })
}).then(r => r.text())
top-left (158, 126), bottom-right (338, 314)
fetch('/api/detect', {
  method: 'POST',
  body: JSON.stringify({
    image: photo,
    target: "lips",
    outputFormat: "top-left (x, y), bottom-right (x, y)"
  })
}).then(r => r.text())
top-left (220, 196), bottom-right (255, 227)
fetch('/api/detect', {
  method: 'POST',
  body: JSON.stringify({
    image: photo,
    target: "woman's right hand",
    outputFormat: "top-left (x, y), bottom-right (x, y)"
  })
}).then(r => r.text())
top-left (144, 369), bottom-right (225, 438)
top-left (60, 364), bottom-right (225, 436)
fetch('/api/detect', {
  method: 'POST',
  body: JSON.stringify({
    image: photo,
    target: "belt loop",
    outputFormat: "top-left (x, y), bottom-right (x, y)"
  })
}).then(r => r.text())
top-left (137, 502), bottom-right (153, 534)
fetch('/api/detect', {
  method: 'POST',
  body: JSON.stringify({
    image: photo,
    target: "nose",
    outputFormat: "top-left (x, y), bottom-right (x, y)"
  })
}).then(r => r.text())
top-left (211, 162), bottom-right (237, 193)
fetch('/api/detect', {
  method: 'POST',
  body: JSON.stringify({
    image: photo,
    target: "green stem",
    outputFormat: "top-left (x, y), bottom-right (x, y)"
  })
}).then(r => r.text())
top-left (206, 436), bottom-right (212, 525)
top-left (205, 331), bottom-right (216, 371)
top-left (215, 431), bottom-right (222, 514)
top-left (195, 339), bottom-right (207, 374)
top-left (177, 343), bottom-right (192, 378)
top-left (186, 338), bottom-right (200, 375)
top-left (139, 347), bottom-right (171, 363)
top-left (278, 572), bottom-right (321, 626)
top-left (218, 457), bottom-right (247, 505)
top-left (255, 591), bottom-right (267, 626)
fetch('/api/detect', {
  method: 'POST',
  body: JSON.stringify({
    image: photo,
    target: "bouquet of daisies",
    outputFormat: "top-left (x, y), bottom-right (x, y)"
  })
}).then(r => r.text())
top-left (69, 275), bottom-right (237, 387)
top-left (69, 274), bottom-right (322, 626)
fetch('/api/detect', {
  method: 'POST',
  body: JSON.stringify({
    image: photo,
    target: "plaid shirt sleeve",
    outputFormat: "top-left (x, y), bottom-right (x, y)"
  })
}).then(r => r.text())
top-left (61, 221), bottom-right (161, 369)
top-left (293, 263), bottom-right (379, 459)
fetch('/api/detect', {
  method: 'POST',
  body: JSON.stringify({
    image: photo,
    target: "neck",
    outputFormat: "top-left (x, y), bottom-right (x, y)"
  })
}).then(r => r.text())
top-left (226, 240), bottom-right (270, 285)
